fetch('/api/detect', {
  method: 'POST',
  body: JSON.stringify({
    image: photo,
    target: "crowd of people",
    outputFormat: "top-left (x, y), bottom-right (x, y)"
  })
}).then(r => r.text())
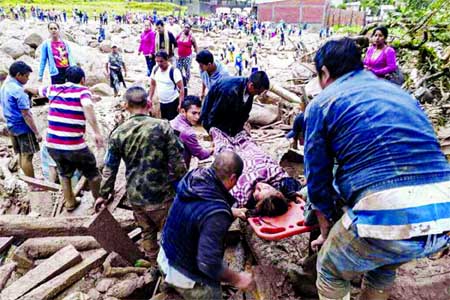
top-left (0, 8), bottom-right (448, 300)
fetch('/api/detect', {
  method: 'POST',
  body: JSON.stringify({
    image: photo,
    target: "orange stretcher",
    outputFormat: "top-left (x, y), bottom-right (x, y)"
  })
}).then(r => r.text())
top-left (248, 202), bottom-right (317, 241)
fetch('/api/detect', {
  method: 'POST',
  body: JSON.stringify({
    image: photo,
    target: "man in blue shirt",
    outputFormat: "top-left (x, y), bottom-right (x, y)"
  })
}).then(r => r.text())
top-left (195, 50), bottom-right (229, 100)
top-left (1, 61), bottom-right (42, 178)
top-left (305, 38), bottom-right (450, 300)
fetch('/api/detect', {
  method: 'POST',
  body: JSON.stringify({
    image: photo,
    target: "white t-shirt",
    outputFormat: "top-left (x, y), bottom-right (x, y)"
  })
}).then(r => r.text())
top-left (167, 23), bottom-right (181, 38)
top-left (150, 66), bottom-right (182, 104)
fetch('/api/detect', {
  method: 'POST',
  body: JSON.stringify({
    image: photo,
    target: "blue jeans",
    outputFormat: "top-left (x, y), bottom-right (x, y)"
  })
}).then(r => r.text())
top-left (317, 217), bottom-right (450, 299)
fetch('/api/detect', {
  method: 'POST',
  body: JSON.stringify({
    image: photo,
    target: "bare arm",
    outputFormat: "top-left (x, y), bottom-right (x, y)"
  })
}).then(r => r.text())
top-left (201, 82), bottom-right (206, 99)
top-left (148, 78), bottom-right (156, 102)
top-left (82, 103), bottom-right (104, 148)
top-left (21, 110), bottom-right (42, 141)
top-left (105, 62), bottom-right (109, 74)
top-left (176, 80), bottom-right (184, 106)
top-left (192, 35), bottom-right (198, 53)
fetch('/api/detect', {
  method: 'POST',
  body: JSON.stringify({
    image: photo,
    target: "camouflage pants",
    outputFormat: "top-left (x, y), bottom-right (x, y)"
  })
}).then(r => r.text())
top-left (132, 199), bottom-right (173, 260)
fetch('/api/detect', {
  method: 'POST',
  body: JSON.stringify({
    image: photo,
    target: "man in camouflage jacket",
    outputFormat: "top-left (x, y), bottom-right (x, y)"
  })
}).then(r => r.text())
top-left (96, 86), bottom-right (186, 261)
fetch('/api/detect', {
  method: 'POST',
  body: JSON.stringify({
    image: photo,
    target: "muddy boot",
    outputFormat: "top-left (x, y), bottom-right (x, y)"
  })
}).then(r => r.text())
top-left (65, 197), bottom-right (81, 212)
top-left (358, 287), bottom-right (389, 300)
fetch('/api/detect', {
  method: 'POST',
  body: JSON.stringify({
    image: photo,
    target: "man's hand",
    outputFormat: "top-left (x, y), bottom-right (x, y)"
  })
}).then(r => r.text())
top-left (94, 197), bottom-right (108, 213)
top-left (92, 95), bottom-right (102, 103)
top-left (232, 207), bottom-right (248, 220)
top-left (35, 133), bottom-right (43, 143)
top-left (200, 92), bottom-right (205, 101)
top-left (94, 133), bottom-right (104, 149)
top-left (138, 51), bottom-right (142, 56)
top-left (311, 234), bottom-right (326, 252)
top-left (234, 272), bottom-right (255, 290)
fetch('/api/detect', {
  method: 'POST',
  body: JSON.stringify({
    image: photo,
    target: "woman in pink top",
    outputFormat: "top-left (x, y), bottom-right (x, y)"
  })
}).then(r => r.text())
top-left (176, 23), bottom-right (198, 85)
top-left (138, 20), bottom-right (156, 76)
top-left (364, 26), bottom-right (398, 78)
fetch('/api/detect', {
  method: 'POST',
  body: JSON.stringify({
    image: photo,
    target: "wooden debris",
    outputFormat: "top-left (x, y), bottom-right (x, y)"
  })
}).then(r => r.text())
top-left (0, 245), bottom-right (81, 300)
top-left (73, 176), bottom-right (88, 197)
top-left (0, 211), bottom-right (135, 238)
top-left (104, 266), bottom-right (148, 277)
top-left (0, 263), bottom-right (16, 290)
top-left (20, 249), bottom-right (107, 300)
top-left (0, 236), bottom-right (14, 253)
top-left (18, 174), bottom-right (61, 191)
top-left (252, 265), bottom-right (296, 300)
top-left (13, 236), bottom-right (100, 262)
top-left (87, 208), bottom-right (143, 264)
top-left (269, 83), bottom-right (303, 105)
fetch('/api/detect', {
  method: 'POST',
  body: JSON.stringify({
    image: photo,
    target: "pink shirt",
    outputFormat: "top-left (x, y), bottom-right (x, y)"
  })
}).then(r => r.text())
top-left (139, 29), bottom-right (156, 56)
top-left (176, 34), bottom-right (193, 58)
top-left (364, 45), bottom-right (397, 77)
top-left (51, 41), bottom-right (69, 68)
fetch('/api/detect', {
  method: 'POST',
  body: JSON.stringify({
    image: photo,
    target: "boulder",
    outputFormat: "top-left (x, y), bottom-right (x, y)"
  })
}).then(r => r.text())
top-left (91, 83), bottom-right (113, 96)
top-left (249, 103), bottom-right (279, 126)
top-left (99, 40), bottom-right (112, 53)
top-left (124, 48), bottom-right (134, 54)
top-left (0, 51), bottom-right (14, 75)
top-left (0, 38), bottom-right (26, 59)
top-left (23, 44), bottom-right (35, 58)
top-left (88, 40), bottom-right (99, 48)
top-left (24, 33), bottom-right (44, 49)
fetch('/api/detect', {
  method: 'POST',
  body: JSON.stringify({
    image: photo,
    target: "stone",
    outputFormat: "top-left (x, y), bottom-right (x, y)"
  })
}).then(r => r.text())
top-left (249, 103), bottom-right (279, 126)
top-left (87, 289), bottom-right (102, 300)
top-left (99, 40), bottom-right (112, 53)
top-left (96, 278), bottom-right (117, 293)
top-left (88, 40), bottom-right (99, 48)
top-left (91, 83), bottom-right (113, 96)
top-left (0, 38), bottom-right (26, 59)
top-left (24, 33), bottom-right (43, 49)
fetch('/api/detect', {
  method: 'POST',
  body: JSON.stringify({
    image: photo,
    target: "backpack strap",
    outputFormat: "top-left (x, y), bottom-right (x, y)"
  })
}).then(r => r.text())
top-left (169, 67), bottom-right (177, 90)
top-left (153, 66), bottom-right (159, 75)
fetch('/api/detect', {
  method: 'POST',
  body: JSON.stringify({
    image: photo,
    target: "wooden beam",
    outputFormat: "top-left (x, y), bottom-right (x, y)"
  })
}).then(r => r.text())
top-left (0, 236), bottom-right (14, 253)
top-left (20, 249), bottom-right (107, 300)
top-left (0, 245), bottom-right (81, 300)
top-left (18, 174), bottom-right (61, 192)
top-left (0, 211), bottom-right (135, 238)
top-left (87, 208), bottom-right (143, 264)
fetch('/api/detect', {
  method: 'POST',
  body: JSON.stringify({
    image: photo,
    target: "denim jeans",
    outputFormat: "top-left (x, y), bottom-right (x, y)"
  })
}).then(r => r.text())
top-left (316, 217), bottom-right (450, 299)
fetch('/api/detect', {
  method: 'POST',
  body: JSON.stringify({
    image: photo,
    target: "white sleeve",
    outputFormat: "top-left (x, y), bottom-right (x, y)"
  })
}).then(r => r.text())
top-left (150, 66), bottom-right (157, 80)
top-left (173, 68), bottom-right (183, 84)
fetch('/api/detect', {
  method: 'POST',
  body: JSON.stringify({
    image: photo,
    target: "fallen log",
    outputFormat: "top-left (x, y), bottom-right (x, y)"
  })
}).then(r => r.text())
top-left (1, 245), bottom-right (81, 300)
top-left (252, 265), bottom-right (297, 300)
top-left (270, 83), bottom-right (303, 105)
top-left (18, 174), bottom-right (61, 192)
top-left (13, 236), bottom-right (100, 263)
top-left (19, 249), bottom-right (107, 300)
top-left (0, 211), bottom-right (135, 238)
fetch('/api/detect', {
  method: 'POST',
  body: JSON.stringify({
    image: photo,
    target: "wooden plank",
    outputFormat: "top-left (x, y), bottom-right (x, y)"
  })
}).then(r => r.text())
top-left (20, 249), bottom-right (107, 300)
top-left (0, 263), bottom-right (16, 290)
top-left (0, 236), bottom-right (14, 253)
top-left (107, 179), bottom-right (127, 212)
top-left (0, 211), bottom-right (135, 238)
top-left (18, 174), bottom-right (61, 191)
top-left (73, 176), bottom-right (87, 197)
top-left (0, 245), bottom-right (81, 300)
top-left (87, 208), bottom-right (143, 264)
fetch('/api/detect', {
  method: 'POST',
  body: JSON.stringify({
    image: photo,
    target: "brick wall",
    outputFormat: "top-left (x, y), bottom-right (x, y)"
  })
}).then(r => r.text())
top-left (257, 0), bottom-right (329, 24)
top-left (326, 8), bottom-right (365, 26)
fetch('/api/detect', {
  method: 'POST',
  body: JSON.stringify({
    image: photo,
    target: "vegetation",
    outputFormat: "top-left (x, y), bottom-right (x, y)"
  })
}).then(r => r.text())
top-left (0, 0), bottom-right (187, 16)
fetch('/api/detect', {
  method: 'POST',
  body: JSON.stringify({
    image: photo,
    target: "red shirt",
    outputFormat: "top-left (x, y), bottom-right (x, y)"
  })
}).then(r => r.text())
top-left (51, 40), bottom-right (69, 68)
top-left (176, 34), bottom-right (193, 58)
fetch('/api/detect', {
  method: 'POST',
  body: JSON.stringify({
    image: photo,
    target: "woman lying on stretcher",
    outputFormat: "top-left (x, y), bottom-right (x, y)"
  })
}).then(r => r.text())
top-left (210, 127), bottom-right (305, 218)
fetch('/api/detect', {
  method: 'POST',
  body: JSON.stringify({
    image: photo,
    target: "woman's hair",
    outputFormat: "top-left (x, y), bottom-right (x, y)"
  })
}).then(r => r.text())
top-left (372, 26), bottom-right (388, 38)
top-left (255, 193), bottom-right (289, 217)
top-left (48, 22), bottom-right (60, 30)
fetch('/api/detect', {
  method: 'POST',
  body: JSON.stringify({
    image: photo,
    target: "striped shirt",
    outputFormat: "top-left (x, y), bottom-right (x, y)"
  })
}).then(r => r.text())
top-left (210, 127), bottom-right (288, 207)
top-left (39, 84), bottom-right (92, 151)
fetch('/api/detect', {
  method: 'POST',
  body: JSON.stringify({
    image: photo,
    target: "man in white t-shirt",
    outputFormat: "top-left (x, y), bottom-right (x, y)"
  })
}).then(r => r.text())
top-left (149, 50), bottom-right (185, 120)
top-left (166, 15), bottom-right (181, 38)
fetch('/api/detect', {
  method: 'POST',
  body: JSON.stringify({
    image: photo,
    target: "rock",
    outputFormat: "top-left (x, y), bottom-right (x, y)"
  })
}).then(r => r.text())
top-left (99, 40), bottom-right (112, 53)
top-left (24, 33), bottom-right (44, 49)
top-left (87, 288), bottom-right (102, 300)
top-left (23, 44), bottom-right (35, 58)
top-left (0, 38), bottom-right (26, 59)
top-left (105, 278), bottom-right (138, 298)
top-left (96, 278), bottom-right (117, 293)
top-left (91, 83), bottom-right (113, 96)
top-left (304, 77), bottom-right (322, 97)
top-left (85, 72), bottom-right (108, 87)
top-left (0, 51), bottom-right (14, 74)
top-left (249, 103), bottom-right (279, 126)
top-left (88, 40), bottom-right (99, 48)
top-left (124, 48), bottom-right (134, 54)
top-left (61, 292), bottom-right (91, 300)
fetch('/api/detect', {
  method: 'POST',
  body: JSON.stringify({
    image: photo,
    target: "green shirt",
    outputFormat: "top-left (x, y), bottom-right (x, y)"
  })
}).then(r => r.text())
top-left (100, 114), bottom-right (186, 206)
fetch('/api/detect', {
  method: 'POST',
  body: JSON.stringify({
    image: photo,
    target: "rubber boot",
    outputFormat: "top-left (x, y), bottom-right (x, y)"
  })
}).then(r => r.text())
top-left (358, 287), bottom-right (389, 300)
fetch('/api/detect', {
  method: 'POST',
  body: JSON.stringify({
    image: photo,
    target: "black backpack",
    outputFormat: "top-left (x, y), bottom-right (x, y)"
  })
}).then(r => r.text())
top-left (153, 66), bottom-right (188, 96)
